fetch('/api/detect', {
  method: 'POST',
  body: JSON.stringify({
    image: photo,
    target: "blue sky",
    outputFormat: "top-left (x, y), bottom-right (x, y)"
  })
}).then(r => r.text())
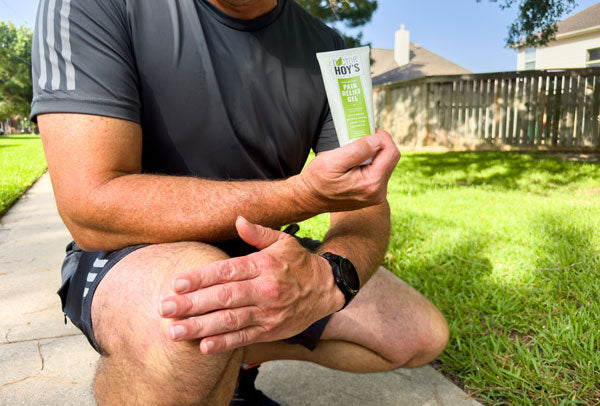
top-left (1, 0), bottom-right (599, 73)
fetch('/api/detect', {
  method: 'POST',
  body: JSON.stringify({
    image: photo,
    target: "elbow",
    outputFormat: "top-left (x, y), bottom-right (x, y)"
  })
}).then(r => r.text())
top-left (57, 201), bottom-right (118, 252)
top-left (69, 227), bottom-right (107, 252)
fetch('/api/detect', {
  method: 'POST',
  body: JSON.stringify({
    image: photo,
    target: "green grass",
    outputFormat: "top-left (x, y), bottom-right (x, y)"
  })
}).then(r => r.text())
top-left (0, 134), bottom-right (47, 216)
top-left (298, 151), bottom-right (600, 405)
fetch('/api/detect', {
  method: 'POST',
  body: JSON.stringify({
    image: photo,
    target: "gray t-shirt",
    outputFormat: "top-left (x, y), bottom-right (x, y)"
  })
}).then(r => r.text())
top-left (31, 0), bottom-right (343, 180)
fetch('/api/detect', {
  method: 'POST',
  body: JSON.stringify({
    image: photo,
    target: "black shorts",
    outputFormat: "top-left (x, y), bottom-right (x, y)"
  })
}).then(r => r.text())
top-left (58, 227), bottom-right (331, 354)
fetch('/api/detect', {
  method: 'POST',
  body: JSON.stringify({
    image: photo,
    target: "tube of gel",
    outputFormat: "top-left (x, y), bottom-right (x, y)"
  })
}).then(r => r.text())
top-left (316, 46), bottom-right (375, 164)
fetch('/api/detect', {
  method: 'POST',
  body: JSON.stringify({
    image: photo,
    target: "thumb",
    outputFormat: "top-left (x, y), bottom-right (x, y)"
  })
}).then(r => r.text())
top-left (236, 216), bottom-right (287, 250)
top-left (331, 134), bottom-right (382, 170)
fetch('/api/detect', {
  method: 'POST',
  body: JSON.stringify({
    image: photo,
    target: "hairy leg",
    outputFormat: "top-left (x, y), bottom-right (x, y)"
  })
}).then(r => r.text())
top-left (91, 242), bottom-right (243, 406)
top-left (243, 267), bottom-right (449, 372)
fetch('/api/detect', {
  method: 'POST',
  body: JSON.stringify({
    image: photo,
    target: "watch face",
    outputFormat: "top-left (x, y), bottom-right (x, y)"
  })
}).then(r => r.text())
top-left (340, 259), bottom-right (360, 291)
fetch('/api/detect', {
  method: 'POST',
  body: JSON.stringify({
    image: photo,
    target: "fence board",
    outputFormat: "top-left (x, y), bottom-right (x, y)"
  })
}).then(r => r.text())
top-left (515, 77), bottom-right (525, 144)
top-left (557, 75), bottom-right (568, 146)
top-left (528, 76), bottom-right (539, 145)
top-left (582, 76), bottom-right (593, 146)
top-left (535, 75), bottom-right (546, 145)
top-left (592, 76), bottom-right (600, 145)
top-left (497, 78), bottom-right (507, 142)
top-left (569, 74), bottom-right (580, 146)
top-left (544, 75), bottom-right (555, 145)
top-left (507, 78), bottom-right (516, 144)
top-left (566, 75), bottom-right (578, 146)
top-left (474, 79), bottom-right (481, 137)
top-left (458, 80), bottom-right (467, 137)
top-left (573, 75), bottom-right (585, 146)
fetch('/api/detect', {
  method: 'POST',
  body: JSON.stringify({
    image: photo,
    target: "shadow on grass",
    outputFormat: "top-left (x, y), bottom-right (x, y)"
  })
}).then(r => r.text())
top-left (396, 151), bottom-right (600, 194)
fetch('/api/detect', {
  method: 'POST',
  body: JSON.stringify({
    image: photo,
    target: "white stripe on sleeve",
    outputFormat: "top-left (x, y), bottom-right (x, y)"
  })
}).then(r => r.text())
top-left (37, 0), bottom-right (48, 89)
top-left (59, 0), bottom-right (75, 90)
top-left (46, 0), bottom-right (61, 90)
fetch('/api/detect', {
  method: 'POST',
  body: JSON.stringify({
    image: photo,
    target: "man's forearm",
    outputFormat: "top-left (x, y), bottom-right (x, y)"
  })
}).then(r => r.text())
top-left (66, 173), bottom-right (315, 251)
top-left (318, 200), bottom-right (391, 286)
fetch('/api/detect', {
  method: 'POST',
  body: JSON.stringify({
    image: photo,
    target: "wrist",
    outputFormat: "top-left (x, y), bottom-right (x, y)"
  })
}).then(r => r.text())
top-left (286, 174), bottom-right (323, 217)
top-left (318, 252), bottom-right (360, 312)
top-left (316, 254), bottom-right (346, 313)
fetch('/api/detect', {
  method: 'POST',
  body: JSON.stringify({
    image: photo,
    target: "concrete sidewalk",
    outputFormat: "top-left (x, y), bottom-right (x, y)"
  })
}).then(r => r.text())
top-left (0, 173), bottom-right (480, 405)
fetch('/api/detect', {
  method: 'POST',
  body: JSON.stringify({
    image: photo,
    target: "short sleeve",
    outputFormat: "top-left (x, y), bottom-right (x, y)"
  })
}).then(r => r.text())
top-left (30, 0), bottom-right (140, 123)
top-left (313, 108), bottom-right (340, 153)
top-left (312, 32), bottom-right (347, 154)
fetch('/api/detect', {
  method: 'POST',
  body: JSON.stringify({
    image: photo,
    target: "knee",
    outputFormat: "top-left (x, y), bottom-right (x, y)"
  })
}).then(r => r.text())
top-left (92, 242), bottom-right (240, 403)
top-left (92, 241), bottom-right (230, 360)
top-left (403, 307), bottom-right (449, 368)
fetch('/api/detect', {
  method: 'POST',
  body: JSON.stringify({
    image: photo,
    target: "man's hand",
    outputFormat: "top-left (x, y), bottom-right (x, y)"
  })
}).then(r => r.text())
top-left (158, 216), bottom-right (345, 354)
top-left (296, 129), bottom-right (400, 213)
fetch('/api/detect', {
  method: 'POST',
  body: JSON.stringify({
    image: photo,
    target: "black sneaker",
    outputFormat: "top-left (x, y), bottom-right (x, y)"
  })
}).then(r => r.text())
top-left (230, 365), bottom-right (280, 406)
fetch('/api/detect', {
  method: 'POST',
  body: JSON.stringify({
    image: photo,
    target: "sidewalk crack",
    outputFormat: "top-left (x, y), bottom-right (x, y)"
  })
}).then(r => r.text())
top-left (0, 333), bottom-right (81, 346)
top-left (0, 376), bottom-right (30, 388)
top-left (433, 383), bottom-right (444, 406)
top-left (37, 341), bottom-right (45, 371)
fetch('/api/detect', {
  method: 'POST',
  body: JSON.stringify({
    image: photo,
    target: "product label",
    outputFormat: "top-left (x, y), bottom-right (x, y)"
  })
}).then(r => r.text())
top-left (331, 55), bottom-right (371, 140)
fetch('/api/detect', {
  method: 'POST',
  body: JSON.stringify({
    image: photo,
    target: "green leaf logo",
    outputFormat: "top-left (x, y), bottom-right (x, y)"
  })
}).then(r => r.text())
top-left (336, 57), bottom-right (343, 66)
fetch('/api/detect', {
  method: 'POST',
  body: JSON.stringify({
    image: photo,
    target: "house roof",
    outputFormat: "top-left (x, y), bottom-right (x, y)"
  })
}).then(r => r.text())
top-left (371, 43), bottom-right (471, 86)
top-left (556, 2), bottom-right (600, 36)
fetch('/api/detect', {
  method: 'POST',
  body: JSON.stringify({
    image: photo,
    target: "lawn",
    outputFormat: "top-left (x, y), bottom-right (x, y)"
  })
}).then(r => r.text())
top-left (0, 135), bottom-right (47, 217)
top-left (298, 151), bottom-right (600, 405)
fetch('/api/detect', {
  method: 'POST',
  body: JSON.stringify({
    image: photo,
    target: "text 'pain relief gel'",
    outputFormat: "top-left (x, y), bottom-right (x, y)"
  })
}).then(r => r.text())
top-left (317, 46), bottom-right (375, 164)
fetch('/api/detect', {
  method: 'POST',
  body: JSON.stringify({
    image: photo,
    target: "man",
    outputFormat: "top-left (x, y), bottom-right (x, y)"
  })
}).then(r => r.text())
top-left (31, 0), bottom-right (449, 404)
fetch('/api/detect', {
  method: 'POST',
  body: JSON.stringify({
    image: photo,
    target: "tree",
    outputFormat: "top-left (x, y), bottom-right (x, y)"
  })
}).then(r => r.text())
top-left (481, 0), bottom-right (578, 48)
top-left (0, 22), bottom-right (33, 121)
top-left (298, 0), bottom-right (378, 47)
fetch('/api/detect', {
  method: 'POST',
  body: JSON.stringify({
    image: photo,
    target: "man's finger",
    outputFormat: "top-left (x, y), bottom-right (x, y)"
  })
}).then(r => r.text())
top-left (365, 130), bottom-right (400, 180)
top-left (167, 307), bottom-right (257, 342)
top-left (159, 281), bottom-right (255, 318)
top-left (235, 216), bottom-right (288, 250)
top-left (328, 133), bottom-right (382, 171)
top-left (200, 325), bottom-right (266, 354)
top-left (172, 256), bottom-right (259, 293)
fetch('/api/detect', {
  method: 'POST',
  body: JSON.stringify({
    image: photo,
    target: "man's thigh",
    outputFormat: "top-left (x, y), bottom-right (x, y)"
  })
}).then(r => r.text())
top-left (90, 242), bottom-right (241, 405)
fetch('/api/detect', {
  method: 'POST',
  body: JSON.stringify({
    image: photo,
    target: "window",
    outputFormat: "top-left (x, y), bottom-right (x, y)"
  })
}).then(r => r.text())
top-left (587, 47), bottom-right (600, 67)
top-left (524, 48), bottom-right (536, 70)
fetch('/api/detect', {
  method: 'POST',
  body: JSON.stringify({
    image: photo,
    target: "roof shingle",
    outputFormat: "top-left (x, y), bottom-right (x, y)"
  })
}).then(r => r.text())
top-left (371, 43), bottom-right (471, 86)
top-left (556, 2), bottom-right (600, 35)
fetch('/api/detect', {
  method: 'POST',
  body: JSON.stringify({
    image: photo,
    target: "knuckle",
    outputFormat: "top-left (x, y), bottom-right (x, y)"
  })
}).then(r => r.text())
top-left (237, 329), bottom-right (249, 346)
top-left (216, 285), bottom-right (233, 307)
top-left (181, 295), bottom-right (195, 313)
top-left (366, 181), bottom-right (381, 198)
top-left (259, 280), bottom-right (282, 301)
top-left (221, 310), bottom-right (238, 330)
top-left (190, 318), bottom-right (204, 336)
top-left (218, 264), bottom-right (233, 281)
top-left (262, 319), bottom-right (276, 334)
top-left (258, 254), bottom-right (282, 277)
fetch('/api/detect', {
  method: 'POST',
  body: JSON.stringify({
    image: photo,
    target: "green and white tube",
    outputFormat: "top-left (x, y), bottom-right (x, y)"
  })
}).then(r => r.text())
top-left (316, 46), bottom-right (375, 163)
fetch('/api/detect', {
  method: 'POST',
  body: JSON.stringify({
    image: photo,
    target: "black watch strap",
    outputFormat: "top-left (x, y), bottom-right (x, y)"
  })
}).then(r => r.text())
top-left (318, 252), bottom-right (360, 310)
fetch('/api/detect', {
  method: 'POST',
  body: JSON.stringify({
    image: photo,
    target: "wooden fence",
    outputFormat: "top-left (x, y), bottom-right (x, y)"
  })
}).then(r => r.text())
top-left (373, 68), bottom-right (600, 150)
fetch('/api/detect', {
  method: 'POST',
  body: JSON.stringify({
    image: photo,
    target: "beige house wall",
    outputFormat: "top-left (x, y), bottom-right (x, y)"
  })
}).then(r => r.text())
top-left (517, 30), bottom-right (600, 70)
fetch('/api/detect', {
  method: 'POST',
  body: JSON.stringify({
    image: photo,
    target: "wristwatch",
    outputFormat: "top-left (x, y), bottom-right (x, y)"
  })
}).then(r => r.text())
top-left (318, 252), bottom-right (360, 310)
